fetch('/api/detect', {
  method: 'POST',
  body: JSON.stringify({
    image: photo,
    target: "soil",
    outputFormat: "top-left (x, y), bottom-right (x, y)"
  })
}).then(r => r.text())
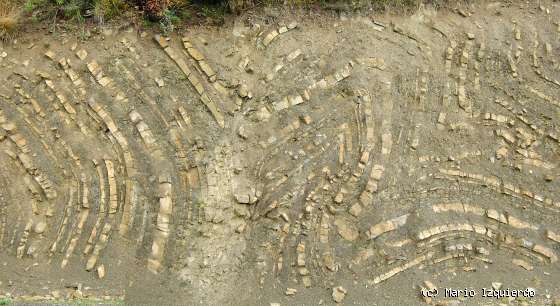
top-left (0, 1), bottom-right (559, 305)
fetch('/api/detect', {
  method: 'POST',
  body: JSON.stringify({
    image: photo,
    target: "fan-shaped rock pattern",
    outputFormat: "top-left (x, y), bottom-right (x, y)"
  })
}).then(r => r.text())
top-left (0, 2), bottom-right (559, 304)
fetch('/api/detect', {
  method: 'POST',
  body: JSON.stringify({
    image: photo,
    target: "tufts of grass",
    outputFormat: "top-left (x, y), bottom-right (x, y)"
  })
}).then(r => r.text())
top-left (23, 0), bottom-right (83, 21)
top-left (71, 299), bottom-right (125, 306)
top-left (2, 297), bottom-right (121, 306)
top-left (4, 0), bottom-right (463, 38)
top-left (158, 7), bottom-right (179, 33)
top-left (22, 0), bottom-right (131, 25)
top-left (93, 0), bottom-right (128, 25)
top-left (144, 0), bottom-right (170, 19)
top-left (224, 0), bottom-right (457, 13)
top-left (0, 0), bottom-right (21, 40)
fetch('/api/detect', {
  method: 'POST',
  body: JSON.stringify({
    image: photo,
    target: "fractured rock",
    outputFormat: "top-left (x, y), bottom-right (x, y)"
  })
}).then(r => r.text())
top-left (33, 221), bottom-right (46, 234)
top-left (332, 286), bottom-right (347, 303)
top-left (238, 126), bottom-right (249, 139)
top-left (285, 288), bottom-right (297, 296)
top-left (76, 49), bottom-right (88, 60)
top-left (334, 217), bottom-right (359, 241)
top-left (349, 203), bottom-right (362, 217)
top-left (97, 264), bottom-right (106, 279)
top-left (235, 193), bottom-right (250, 204)
top-left (155, 77), bottom-right (165, 87)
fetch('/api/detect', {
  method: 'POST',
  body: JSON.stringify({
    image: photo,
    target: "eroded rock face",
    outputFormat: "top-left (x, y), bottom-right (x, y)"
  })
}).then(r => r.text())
top-left (0, 2), bottom-right (560, 305)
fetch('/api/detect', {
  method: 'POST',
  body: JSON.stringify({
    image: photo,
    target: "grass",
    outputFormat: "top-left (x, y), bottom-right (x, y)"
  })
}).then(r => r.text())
top-left (0, 0), bottom-right (461, 40)
top-left (23, 0), bottom-right (95, 22)
top-left (224, 0), bottom-right (431, 13)
top-left (0, 296), bottom-right (124, 305)
top-left (95, 0), bottom-right (128, 19)
top-left (0, 0), bottom-right (21, 40)
top-left (23, 298), bottom-right (123, 305)
top-left (63, 298), bottom-right (125, 305)
top-left (159, 7), bottom-right (180, 34)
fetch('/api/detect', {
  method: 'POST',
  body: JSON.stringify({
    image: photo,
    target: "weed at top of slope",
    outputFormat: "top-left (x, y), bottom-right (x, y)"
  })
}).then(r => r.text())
top-left (0, 0), bottom-right (21, 40)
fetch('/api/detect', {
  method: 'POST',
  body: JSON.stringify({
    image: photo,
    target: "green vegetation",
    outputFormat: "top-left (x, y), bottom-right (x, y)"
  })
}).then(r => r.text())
top-left (0, 296), bottom-right (124, 306)
top-left (64, 298), bottom-right (125, 305)
top-left (94, 0), bottom-right (128, 20)
top-left (2, 0), bottom-right (458, 40)
top-left (35, 298), bottom-right (123, 305)
top-left (159, 7), bottom-right (180, 34)
top-left (21, 0), bottom-right (128, 23)
top-left (224, 0), bottom-right (454, 13)
top-left (23, 0), bottom-right (92, 21)
top-left (0, 0), bottom-right (21, 40)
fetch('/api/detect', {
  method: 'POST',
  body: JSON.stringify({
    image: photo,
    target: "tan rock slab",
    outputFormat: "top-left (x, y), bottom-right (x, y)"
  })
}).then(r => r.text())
top-left (332, 286), bottom-right (347, 303)
top-left (334, 217), bottom-right (359, 241)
